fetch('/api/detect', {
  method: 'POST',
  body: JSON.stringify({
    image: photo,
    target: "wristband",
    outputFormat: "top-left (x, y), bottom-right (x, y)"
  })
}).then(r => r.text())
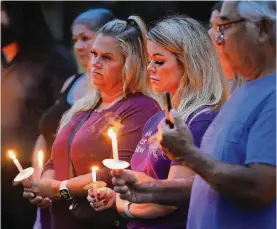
top-left (123, 201), bottom-right (135, 218)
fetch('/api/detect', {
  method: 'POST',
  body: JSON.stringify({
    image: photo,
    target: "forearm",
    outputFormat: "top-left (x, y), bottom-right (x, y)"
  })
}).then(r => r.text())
top-left (129, 203), bottom-right (177, 219)
top-left (41, 169), bottom-right (55, 179)
top-left (67, 167), bottom-right (113, 196)
top-left (140, 178), bottom-right (193, 205)
top-left (179, 145), bottom-right (275, 207)
top-left (66, 173), bottom-right (92, 196)
top-left (116, 194), bottom-right (176, 219)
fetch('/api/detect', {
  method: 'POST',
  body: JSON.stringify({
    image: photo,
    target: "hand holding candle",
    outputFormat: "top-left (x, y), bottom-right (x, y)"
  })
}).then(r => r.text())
top-left (102, 127), bottom-right (129, 170)
top-left (83, 166), bottom-right (106, 190)
top-left (8, 149), bottom-right (34, 183)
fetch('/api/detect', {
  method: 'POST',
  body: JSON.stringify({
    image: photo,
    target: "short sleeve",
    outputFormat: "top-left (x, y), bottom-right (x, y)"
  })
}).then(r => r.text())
top-left (245, 93), bottom-right (276, 166)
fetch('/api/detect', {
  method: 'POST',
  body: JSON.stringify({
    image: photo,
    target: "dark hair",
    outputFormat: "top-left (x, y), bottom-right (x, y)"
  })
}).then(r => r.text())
top-left (1, 2), bottom-right (56, 47)
top-left (212, 1), bottom-right (223, 12)
top-left (72, 8), bottom-right (115, 32)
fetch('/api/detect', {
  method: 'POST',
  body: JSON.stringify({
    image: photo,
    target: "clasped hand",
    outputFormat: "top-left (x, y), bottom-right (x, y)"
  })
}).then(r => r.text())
top-left (87, 187), bottom-right (116, 211)
top-left (14, 178), bottom-right (60, 208)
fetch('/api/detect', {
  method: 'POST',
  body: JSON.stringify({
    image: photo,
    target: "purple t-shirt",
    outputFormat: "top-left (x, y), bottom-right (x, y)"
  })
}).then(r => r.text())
top-left (129, 108), bottom-right (218, 229)
top-left (46, 93), bottom-right (160, 229)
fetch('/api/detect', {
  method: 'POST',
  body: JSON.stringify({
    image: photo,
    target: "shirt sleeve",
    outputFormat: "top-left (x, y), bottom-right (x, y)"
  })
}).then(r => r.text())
top-left (245, 93), bottom-right (276, 166)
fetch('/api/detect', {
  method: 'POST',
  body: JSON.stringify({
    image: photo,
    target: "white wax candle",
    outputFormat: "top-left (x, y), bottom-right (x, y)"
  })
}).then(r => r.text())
top-left (92, 166), bottom-right (98, 182)
top-left (108, 128), bottom-right (119, 160)
top-left (37, 150), bottom-right (44, 177)
top-left (8, 150), bottom-right (24, 172)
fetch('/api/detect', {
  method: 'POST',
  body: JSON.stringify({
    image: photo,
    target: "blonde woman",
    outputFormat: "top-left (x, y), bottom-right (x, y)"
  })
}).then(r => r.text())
top-left (21, 16), bottom-right (160, 229)
top-left (89, 15), bottom-right (229, 229)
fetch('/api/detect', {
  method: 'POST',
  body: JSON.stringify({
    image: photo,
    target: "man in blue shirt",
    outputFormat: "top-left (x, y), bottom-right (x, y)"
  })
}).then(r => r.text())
top-left (111, 1), bottom-right (276, 229)
top-left (162, 1), bottom-right (276, 228)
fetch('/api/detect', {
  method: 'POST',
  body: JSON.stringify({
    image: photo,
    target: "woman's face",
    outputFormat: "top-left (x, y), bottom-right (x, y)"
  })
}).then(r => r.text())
top-left (72, 24), bottom-right (96, 70)
top-left (90, 34), bottom-right (125, 91)
top-left (147, 40), bottom-right (183, 96)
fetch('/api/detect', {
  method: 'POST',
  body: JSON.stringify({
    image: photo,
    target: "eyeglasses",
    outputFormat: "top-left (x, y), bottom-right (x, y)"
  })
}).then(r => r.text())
top-left (216, 19), bottom-right (246, 45)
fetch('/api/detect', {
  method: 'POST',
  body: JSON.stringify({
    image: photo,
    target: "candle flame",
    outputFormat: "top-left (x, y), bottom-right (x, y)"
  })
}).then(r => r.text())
top-left (108, 128), bottom-right (117, 139)
top-left (38, 150), bottom-right (44, 168)
top-left (92, 166), bottom-right (98, 171)
top-left (8, 150), bottom-right (16, 160)
top-left (107, 127), bottom-right (119, 160)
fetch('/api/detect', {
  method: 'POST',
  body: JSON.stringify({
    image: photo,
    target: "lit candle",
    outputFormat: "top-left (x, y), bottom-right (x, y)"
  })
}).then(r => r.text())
top-left (8, 150), bottom-right (24, 172)
top-left (37, 150), bottom-right (44, 177)
top-left (108, 128), bottom-right (118, 160)
top-left (91, 166), bottom-right (98, 182)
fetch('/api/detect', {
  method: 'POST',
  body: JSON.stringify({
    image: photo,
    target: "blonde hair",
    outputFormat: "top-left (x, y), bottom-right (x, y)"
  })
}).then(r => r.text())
top-left (58, 16), bottom-right (152, 133)
top-left (147, 15), bottom-right (229, 122)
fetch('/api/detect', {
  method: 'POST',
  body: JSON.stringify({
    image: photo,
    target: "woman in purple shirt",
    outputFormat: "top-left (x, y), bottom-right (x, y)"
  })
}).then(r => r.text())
top-left (21, 16), bottom-right (160, 229)
top-left (89, 15), bottom-right (229, 229)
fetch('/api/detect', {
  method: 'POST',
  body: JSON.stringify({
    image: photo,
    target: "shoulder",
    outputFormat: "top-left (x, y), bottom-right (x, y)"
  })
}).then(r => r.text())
top-left (189, 108), bottom-right (219, 125)
top-left (72, 111), bottom-right (90, 122)
top-left (142, 110), bottom-right (165, 133)
top-left (118, 93), bottom-right (161, 112)
top-left (128, 93), bottom-right (160, 109)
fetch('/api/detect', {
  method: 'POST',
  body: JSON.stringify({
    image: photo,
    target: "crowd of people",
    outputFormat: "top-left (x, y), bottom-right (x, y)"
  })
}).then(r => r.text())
top-left (2, 0), bottom-right (276, 229)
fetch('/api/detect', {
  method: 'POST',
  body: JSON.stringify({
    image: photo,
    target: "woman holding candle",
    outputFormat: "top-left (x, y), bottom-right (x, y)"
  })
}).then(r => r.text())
top-left (21, 15), bottom-right (160, 229)
top-left (32, 8), bottom-right (115, 180)
top-left (89, 15), bottom-right (229, 229)
top-left (30, 9), bottom-right (115, 229)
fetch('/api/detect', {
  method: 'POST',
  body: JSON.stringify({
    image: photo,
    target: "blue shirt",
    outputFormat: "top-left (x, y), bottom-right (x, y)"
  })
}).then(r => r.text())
top-left (187, 73), bottom-right (276, 229)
